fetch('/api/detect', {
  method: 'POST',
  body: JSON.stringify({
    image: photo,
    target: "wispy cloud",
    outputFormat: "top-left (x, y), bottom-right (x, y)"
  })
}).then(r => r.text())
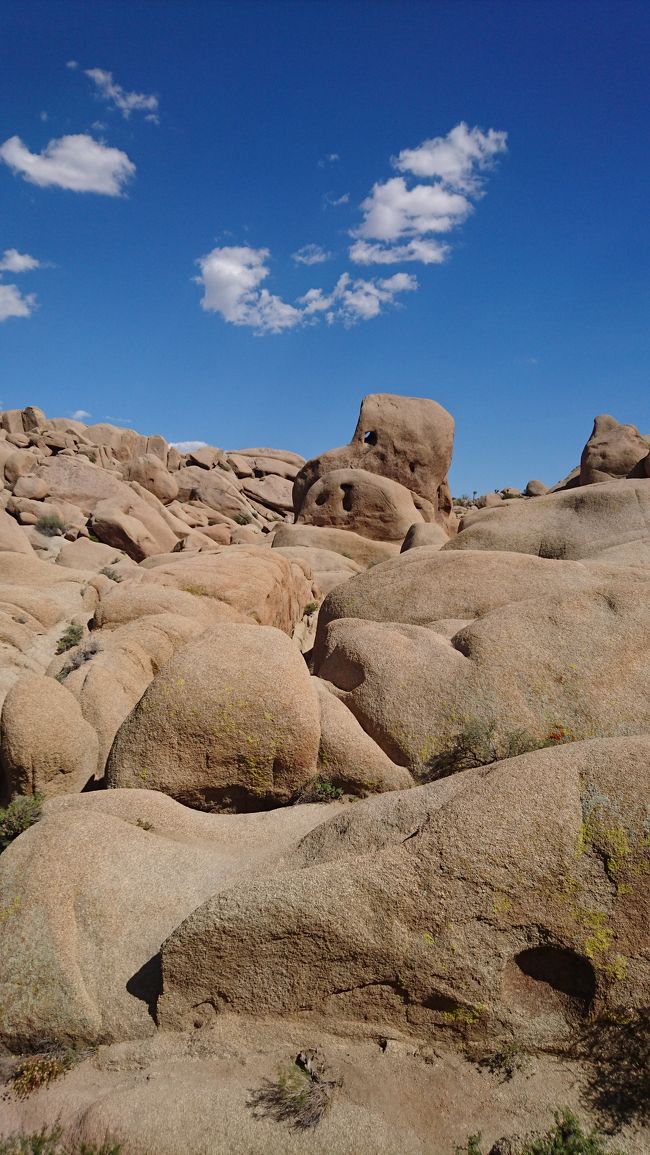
top-left (0, 249), bottom-right (42, 273)
top-left (66, 60), bottom-right (79, 70)
top-left (0, 133), bottom-right (135, 195)
top-left (291, 243), bottom-right (332, 266)
top-left (84, 67), bottom-right (159, 123)
top-left (71, 409), bottom-right (91, 420)
top-left (350, 122), bottom-right (507, 265)
top-left (324, 191), bottom-right (349, 207)
top-left (0, 284), bottom-right (37, 322)
top-left (195, 245), bottom-right (417, 334)
top-left (318, 152), bottom-right (340, 168)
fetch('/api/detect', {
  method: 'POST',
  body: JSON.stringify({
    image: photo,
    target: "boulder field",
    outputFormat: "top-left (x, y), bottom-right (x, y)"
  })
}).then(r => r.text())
top-left (0, 398), bottom-right (648, 1154)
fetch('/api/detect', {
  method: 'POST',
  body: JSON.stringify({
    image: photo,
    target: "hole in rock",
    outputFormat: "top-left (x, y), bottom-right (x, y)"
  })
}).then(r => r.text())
top-left (315, 491), bottom-right (327, 506)
top-left (363, 430), bottom-right (377, 445)
top-left (504, 946), bottom-right (596, 1018)
top-left (341, 483), bottom-right (353, 512)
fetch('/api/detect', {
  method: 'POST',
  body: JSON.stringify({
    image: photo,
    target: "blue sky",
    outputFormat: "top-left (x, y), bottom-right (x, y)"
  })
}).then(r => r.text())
top-left (1, 0), bottom-right (648, 494)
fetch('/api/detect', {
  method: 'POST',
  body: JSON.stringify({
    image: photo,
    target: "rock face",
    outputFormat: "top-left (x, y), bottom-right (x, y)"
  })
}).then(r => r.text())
top-left (446, 478), bottom-right (650, 564)
top-left (106, 625), bottom-right (322, 809)
top-left (293, 393), bottom-right (455, 536)
top-left (158, 737), bottom-right (650, 1051)
top-left (0, 789), bottom-right (337, 1047)
top-left (297, 468), bottom-right (427, 541)
top-left (580, 414), bottom-right (650, 485)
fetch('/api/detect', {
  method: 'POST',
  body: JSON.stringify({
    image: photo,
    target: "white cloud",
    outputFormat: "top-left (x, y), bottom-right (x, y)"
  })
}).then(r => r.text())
top-left (0, 284), bottom-right (37, 321)
top-left (66, 60), bottom-right (79, 70)
top-left (0, 133), bottom-right (135, 195)
top-left (318, 152), bottom-right (340, 167)
top-left (349, 237), bottom-right (449, 265)
top-left (71, 409), bottom-right (91, 420)
top-left (350, 122), bottom-right (507, 266)
top-left (354, 176), bottom-right (470, 242)
top-left (84, 67), bottom-right (159, 122)
top-left (170, 440), bottom-right (208, 453)
top-left (394, 122), bottom-right (507, 192)
top-left (196, 245), bottom-right (417, 334)
top-left (40, 111), bottom-right (48, 123)
top-left (300, 271), bottom-right (417, 326)
top-left (291, 243), bottom-right (332, 266)
top-left (196, 246), bottom-right (302, 334)
top-left (0, 248), bottom-right (42, 273)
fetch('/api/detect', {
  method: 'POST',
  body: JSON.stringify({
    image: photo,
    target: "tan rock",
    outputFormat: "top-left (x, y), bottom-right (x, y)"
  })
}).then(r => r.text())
top-left (314, 679), bottom-right (413, 795)
top-left (242, 474), bottom-right (294, 512)
top-left (297, 467), bottom-right (426, 541)
top-left (123, 454), bottom-right (179, 504)
top-left (272, 522), bottom-right (400, 567)
top-left (0, 673), bottom-right (98, 802)
top-left (12, 475), bottom-right (49, 499)
top-left (106, 624), bottom-right (321, 810)
top-left (293, 394), bottom-right (454, 524)
top-left (580, 414), bottom-right (650, 485)
top-left (159, 736), bottom-right (650, 1053)
top-left (0, 508), bottom-right (33, 555)
top-left (400, 522), bottom-right (449, 552)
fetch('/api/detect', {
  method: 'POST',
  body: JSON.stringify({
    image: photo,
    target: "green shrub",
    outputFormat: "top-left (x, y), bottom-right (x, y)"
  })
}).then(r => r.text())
top-left (10, 1053), bottom-right (74, 1100)
top-left (481, 1041), bottom-right (530, 1082)
top-left (419, 719), bottom-right (570, 783)
top-left (454, 1110), bottom-right (620, 1155)
top-left (0, 793), bottom-right (43, 853)
top-left (234, 512), bottom-right (253, 525)
top-left (293, 779), bottom-right (344, 803)
top-left (0, 1128), bottom-right (123, 1155)
top-left (55, 638), bottom-right (100, 681)
top-left (56, 622), bottom-right (84, 654)
top-left (304, 601), bottom-right (319, 615)
top-left (34, 515), bottom-right (65, 537)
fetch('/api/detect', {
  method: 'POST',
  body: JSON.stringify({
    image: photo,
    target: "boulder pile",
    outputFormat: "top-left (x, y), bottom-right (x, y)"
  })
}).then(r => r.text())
top-left (0, 396), bottom-right (648, 1154)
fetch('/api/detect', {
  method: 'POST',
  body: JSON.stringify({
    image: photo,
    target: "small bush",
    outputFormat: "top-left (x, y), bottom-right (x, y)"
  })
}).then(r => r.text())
top-left (419, 720), bottom-right (571, 783)
top-left (0, 793), bottom-right (43, 853)
top-left (99, 566), bottom-right (123, 583)
top-left (304, 601), bottom-right (319, 615)
top-left (248, 1050), bottom-right (340, 1130)
top-left (293, 779), bottom-right (344, 803)
top-left (481, 1041), bottom-right (530, 1082)
top-left (56, 638), bottom-right (100, 681)
top-left (10, 1051), bottom-right (74, 1099)
top-left (234, 512), bottom-right (253, 525)
top-left (454, 1110), bottom-right (620, 1155)
top-left (56, 623), bottom-right (84, 654)
top-left (34, 515), bottom-right (65, 538)
top-left (136, 818), bottom-right (153, 831)
top-left (0, 1128), bottom-right (123, 1155)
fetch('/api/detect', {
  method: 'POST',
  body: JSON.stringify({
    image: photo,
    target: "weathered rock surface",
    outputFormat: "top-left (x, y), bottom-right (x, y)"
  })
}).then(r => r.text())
top-left (106, 624), bottom-right (322, 809)
top-left (580, 414), bottom-right (650, 485)
top-left (297, 468), bottom-right (428, 541)
top-left (159, 737), bottom-right (650, 1052)
top-left (0, 790), bottom-right (337, 1047)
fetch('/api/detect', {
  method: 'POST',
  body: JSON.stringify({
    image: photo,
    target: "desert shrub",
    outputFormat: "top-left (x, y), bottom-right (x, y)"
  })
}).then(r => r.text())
top-left (234, 512), bottom-right (253, 525)
top-left (0, 793), bottom-right (44, 853)
top-left (0, 1129), bottom-right (123, 1155)
top-left (480, 1041), bottom-right (530, 1082)
top-left (99, 566), bottom-right (123, 583)
top-left (419, 720), bottom-right (570, 783)
top-left (454, 1110), bottom-right (619, 1155)
top-left (304, 601), bottom-right (319, 615)
top-left (248, 1050), bottom-right (340, 1130)
top-left (10, 1051), bottom-right (75, 1099)
top-left (56, 623), bottom-right (84, 654)
top-left (34, 515), bottom-right (65, 537)
top-left (293, 779), bottom-right (344, 803)
top-left (136, 818), bottom-right (153, 831)
top-left (56, 638), bottom-right (100, 681)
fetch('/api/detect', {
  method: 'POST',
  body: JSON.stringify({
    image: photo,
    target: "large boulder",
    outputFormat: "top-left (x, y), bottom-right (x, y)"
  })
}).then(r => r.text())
top-left (296, 468), bottom-right (427, 542)
top-left (580, 414), bottom-right (650, 485)
top-left (315, 579), bottom-right (650, 771)
top-left (159, 736), bottom-right (650, 1052)
top-left (106, 624), bottom-right (321, 810)
top-left (293, 393), bottom-right (455, 531)
top-left (123, 454), bottom-right (179, 504)
top-left (0, 674), bottom-right (98, 802)
top-left (445, 479), bottom-right (650, 563)
top-left (0, 789), bottom-right (335, 1048)
top-left (313, 546), bottom-right (650, 666)
top-left (314, 679), bottom-right (413, 796)
top-left (0, 508), bottom-right (33, 555)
